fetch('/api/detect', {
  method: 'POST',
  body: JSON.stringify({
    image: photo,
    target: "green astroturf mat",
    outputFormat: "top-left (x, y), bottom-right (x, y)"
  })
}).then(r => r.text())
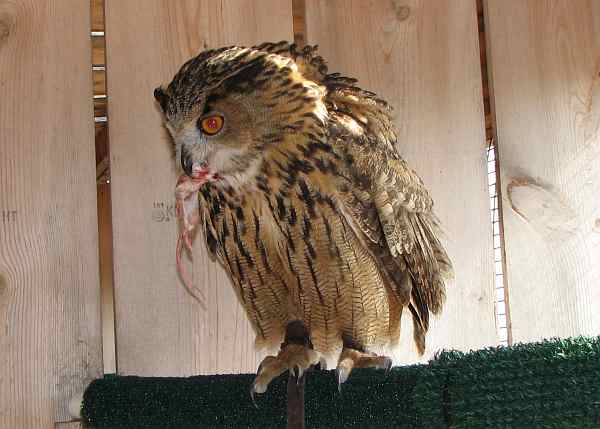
top-left (81, 336), bottom-right (600, 428)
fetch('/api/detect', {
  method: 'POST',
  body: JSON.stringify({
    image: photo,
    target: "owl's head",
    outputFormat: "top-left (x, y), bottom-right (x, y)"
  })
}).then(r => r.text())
top-left (154, 42), bottom-right (327, 188)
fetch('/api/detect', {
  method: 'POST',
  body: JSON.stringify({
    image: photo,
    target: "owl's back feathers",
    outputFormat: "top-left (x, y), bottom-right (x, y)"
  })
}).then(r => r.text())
top-left (260, 41), bottom-right (454, 352)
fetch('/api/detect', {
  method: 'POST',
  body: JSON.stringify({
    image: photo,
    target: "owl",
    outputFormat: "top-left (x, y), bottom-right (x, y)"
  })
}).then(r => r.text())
top-left (154, 41), bottom-right (453, 397)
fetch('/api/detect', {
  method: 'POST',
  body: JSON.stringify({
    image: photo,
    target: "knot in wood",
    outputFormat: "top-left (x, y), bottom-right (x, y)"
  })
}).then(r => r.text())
top-left (0, 273), bottom-right (6, 297)
top-left (391, 1), bottom-right (410, 21)
top-left (0, 2), bottom-right (17, 46)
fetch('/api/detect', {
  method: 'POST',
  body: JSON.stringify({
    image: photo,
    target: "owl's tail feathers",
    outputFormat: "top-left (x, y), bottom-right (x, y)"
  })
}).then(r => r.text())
top-left (413, 213), bottom-right (453, 309)
top-left (405, 213), bottom-right (454, 354)
top-left (408, 302), bottom-right (426, 356)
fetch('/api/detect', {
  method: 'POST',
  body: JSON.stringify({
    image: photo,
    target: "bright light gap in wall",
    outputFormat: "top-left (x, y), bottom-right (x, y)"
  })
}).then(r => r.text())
top-left (487, 140), bottom-right (508, 346)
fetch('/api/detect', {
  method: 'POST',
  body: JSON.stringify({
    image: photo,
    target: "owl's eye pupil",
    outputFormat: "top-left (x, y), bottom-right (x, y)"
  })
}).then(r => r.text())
top-left (206, 118), bottom-right (218, 129)
top-left (199, 115), bottom-right (224, 135)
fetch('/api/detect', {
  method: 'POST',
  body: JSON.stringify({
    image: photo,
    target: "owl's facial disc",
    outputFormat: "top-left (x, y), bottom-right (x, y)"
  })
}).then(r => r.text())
top-left (174, 119), bottom-right (261, 195)
top-left (172, 91), bottom-right (266, 190)
top-left (159, 75), bottom-right (272, 190)
top-left (179, 113), bottom-right (225, 177)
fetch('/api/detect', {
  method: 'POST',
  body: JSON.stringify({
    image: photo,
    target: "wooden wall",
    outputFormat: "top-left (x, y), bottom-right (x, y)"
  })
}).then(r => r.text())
top-left (305, 0), bottom-right (497, 362)
top-left (485, 0), bottom-right (600, 342)
top-left (0, 1), bottom-right (102, 427)
top-left (104, 0), bottom-right (293, 376)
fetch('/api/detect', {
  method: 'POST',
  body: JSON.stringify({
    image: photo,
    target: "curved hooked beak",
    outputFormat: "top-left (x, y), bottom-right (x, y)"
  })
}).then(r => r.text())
top-left (181, 149), bottom-right (194, 177)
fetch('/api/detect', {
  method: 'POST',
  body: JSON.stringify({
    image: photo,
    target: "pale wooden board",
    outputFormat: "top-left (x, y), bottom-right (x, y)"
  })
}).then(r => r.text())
top-left (305, 0), bottom-right (497, 363)
top-left (0, 1), bottom-right (102, 426)
top-left (55, 423), bottom-right (81, 429)
top-left (485, 0), bottom-right (600, 342)
top-left (105, 1), bottom-right (293, 376)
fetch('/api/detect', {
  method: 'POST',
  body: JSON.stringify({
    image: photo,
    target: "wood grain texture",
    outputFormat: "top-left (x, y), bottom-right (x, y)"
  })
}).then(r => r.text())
top-left (305, 0), bottom-right (497, 363)
top-left (0, 1), bottom-right (102, 426)
top-left (105, 0), bottom-right (293, 376)
top-left (55, 423), bottom-right (81, 429)
top-left (485, 0), bottom-right (600, 342)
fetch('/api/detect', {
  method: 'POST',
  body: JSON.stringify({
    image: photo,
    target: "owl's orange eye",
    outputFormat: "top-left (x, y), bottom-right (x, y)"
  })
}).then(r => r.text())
top-left (199, 115), bottom-right (224, 136)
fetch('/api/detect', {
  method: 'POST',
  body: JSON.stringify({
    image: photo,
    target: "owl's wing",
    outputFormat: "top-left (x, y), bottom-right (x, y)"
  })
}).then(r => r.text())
top-left (373, 158), bottom-right (453, 349)
top-left (257, 41), bottom-right (453, 353)
top-left (337, 148), bottom-right (453, 355)
top-left (325, 103), bottom-right (452, 355)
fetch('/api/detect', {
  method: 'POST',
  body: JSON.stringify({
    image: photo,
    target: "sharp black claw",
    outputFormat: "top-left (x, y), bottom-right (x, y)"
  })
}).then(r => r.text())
top-left (384, 358), bottom-right (393, 375)
top-left (250, 386), bottom-right (259, 409)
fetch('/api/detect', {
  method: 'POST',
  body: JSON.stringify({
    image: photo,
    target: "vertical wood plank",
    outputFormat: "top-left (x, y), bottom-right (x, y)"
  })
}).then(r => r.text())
top-left (0, 1), bottom-right (102, 426)
top-left (485, 0), bottom-right (600, 342)
top-left (305, 0), bottom-right (496, 362)
top-left (105, 1), bottom-right (293, 376)
top-left (55, 423), bottom-right (81, 429)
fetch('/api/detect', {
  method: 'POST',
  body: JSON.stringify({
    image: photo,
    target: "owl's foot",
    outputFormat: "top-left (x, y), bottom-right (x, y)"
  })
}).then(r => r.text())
top-left (336, 348), bottom-right (392, 390)
top-left (251, 344), bottom-right (320, 399)
top-left (250, 321), bottom-right (320, 405)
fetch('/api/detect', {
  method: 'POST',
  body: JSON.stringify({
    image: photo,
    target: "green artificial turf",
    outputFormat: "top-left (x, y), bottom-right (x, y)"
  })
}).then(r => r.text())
top-left (81, 336), bottom-right (600, 428)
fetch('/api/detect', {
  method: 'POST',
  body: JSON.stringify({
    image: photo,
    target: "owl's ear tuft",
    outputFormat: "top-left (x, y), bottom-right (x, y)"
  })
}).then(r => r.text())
top-left (154, 86), bottom-right (170, 112)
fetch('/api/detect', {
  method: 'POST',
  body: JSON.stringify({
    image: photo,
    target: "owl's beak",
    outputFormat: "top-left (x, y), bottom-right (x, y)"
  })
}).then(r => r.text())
top-left (181, 150), bottom-right (194, 177)
top-left (154, 86), bottom-right (169, 112)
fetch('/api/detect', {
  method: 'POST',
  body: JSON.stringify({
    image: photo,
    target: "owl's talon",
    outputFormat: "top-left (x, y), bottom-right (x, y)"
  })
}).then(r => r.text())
top-left (318, 357), bottom-right (328, 371)
top-left (251, 343), bottom-right (320, 401)
top-left (336, 347), bottom-right (393, 386)
top-left (250, 385), bottom-right (259, 409)
top-left (336, 367), bottom-right (349, 393)
top-left (383, 357), bottom-right (393, 374)
top-left (294, 364), bottom-right (304, 382)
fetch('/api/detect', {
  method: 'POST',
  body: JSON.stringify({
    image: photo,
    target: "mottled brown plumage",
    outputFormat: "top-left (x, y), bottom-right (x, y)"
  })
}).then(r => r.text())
top-left (155, 41), bottom-right (453, 392)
